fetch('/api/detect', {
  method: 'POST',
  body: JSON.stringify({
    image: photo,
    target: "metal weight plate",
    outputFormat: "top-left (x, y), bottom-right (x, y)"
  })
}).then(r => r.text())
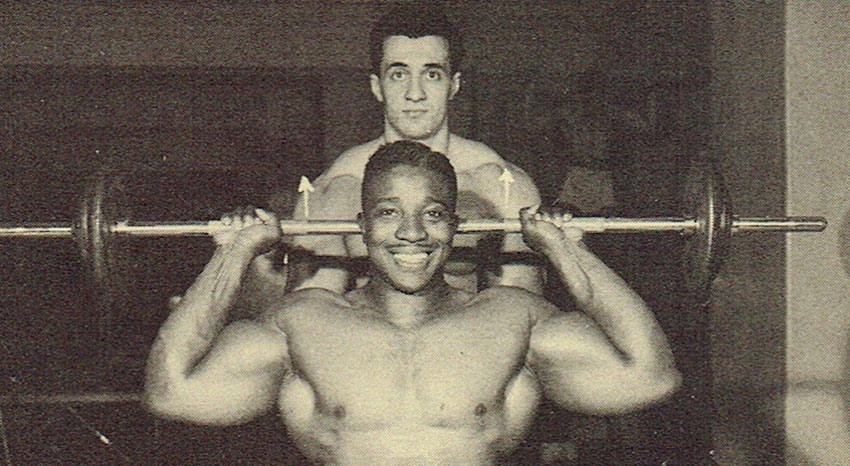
top-left (74, 172), bottom-right (130, 328)
top-left (682, 159), bottom-right (731, 302)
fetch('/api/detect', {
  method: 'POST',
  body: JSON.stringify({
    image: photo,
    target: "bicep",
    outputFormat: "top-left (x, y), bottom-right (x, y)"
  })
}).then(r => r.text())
top-left (528, 313), bottom-right (679, 415)
top-left (527, 312), bottom-right (628, 413)
top-left (165, 321), bottom-right (290, 425)
top-left (190, 320), bottom-right (289, 379)
top-left (529, 312), bottom-right (621, 371)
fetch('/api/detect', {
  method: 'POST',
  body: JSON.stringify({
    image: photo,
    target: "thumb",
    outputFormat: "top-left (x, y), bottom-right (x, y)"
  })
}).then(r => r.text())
top-left (519, 204), bottom-right (540, 222)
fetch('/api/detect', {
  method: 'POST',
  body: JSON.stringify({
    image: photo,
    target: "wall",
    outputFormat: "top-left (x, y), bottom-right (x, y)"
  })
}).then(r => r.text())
top-left (785, 2), bottom-right (850, 465)
top-left (708, 2), bottom-right (850, 465)
top-left (0, 1), bottom-right (596, 73)
top-left (708, 1), bottom-right (787, 464)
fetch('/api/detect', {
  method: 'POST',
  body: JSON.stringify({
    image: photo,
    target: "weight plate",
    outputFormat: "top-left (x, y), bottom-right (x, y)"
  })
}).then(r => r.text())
top-left (682, 159), bottom-right (731, 303)
top-left (76, 171), bottom-right (129, 328)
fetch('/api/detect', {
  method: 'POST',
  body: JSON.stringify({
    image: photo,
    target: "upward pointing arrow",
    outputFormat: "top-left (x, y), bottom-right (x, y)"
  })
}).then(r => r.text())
top-left (498, 167), bottom-right (515, 208)
top-left (298, 176), bottom-right (315, 218)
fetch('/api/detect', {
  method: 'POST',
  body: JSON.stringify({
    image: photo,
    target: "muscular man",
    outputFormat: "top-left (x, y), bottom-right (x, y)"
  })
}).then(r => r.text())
top-left (288, 4), bottom-right (543, 295)
top-left (145, 141), bottom-right (680, 465)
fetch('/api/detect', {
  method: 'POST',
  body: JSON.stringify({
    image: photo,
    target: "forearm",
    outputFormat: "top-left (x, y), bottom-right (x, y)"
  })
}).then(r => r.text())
top-left (146, 243), bottom-right (255, 394)
top-left (547, 240), bottom-right (674, 370)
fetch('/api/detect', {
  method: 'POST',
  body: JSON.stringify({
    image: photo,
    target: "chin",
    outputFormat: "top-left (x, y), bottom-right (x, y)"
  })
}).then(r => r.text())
top-left (381, 270), bottom-right (444, 295)
top-left (386, 276), bottom-right (435, 295)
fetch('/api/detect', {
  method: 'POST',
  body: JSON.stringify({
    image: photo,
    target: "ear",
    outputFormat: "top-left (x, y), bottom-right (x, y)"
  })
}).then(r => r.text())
top-left (449, 72), bottom-right (461, 100)
top-left (370, 74), bottom-right (384, 103)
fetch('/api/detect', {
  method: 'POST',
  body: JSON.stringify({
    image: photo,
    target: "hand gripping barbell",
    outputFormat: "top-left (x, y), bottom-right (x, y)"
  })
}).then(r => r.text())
top-left (0, 161), bottom-right (826, 310)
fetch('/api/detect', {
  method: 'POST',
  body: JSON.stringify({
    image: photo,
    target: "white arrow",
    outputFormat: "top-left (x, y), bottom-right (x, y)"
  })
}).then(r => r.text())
top-left (498, 167), bottom-right (515, 208)
top-left (298, 176), bottom-right (315, 218)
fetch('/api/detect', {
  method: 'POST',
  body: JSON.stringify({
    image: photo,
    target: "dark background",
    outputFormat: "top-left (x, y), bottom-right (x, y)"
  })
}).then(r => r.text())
top-left (0, 1), bottom-right (787, 465)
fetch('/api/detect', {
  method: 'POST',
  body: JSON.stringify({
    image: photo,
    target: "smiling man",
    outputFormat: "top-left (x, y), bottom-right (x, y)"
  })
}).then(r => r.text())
top-left (144, 141), bottom-right (680, 466)
top-left (282, 4), bottom-right (543, 297)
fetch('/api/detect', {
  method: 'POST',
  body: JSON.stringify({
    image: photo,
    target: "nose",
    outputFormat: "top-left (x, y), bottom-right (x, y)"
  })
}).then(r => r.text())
top-left (405, 75), bottom-right (425, 102)
top-left (395, 214), bottom-right (427, 242)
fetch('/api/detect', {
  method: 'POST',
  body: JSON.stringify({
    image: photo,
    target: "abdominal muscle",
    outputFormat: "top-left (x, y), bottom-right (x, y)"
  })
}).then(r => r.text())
top-left (333, 427), bottom-right (497, 466)
top-left (277, 371), bottom-right (539, 466)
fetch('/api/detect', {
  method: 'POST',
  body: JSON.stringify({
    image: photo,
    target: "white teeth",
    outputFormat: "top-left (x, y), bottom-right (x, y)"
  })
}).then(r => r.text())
top-left (393, 252), bottom-right (429, 266)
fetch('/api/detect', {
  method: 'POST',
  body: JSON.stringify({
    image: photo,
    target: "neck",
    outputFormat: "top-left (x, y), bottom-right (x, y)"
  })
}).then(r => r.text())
top-left (383, 123), bottom-right (451, 154)
top-left (362, 275), bottom-right (451, 328)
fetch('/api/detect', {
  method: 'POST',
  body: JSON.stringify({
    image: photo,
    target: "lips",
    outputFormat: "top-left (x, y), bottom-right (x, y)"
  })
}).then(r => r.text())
top-left (392, 252), bottom-right (430, 268)
top-left (403, 110), bottom-right (427, 118)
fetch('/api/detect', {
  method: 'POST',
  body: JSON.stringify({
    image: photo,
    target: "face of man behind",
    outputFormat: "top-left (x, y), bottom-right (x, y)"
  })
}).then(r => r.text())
top-left (360, 164), bottom-right (457, 294)
top-left (370, 35), bottom-right (461, 142)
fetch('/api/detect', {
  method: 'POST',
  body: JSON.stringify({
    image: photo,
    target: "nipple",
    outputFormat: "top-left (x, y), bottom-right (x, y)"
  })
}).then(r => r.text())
top-left (474, 404), bottom-right (487, 417)
top-left (333, 405), bottom-right (347, 419)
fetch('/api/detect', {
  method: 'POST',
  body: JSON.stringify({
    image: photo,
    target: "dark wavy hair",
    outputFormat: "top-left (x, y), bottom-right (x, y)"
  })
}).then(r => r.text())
top-left (362, 141), bottom-right (457, 210)
top-left (368, 2), bottom-right (463, 76)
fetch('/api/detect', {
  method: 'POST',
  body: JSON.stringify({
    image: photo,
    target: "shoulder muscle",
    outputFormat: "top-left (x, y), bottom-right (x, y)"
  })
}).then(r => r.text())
top-left (477, 286), bottom-right (555, 324)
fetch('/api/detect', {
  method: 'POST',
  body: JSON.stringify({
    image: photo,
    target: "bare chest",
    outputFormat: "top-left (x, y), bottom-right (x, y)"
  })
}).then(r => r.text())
top-left (281, 305), bottom-right (533, 426)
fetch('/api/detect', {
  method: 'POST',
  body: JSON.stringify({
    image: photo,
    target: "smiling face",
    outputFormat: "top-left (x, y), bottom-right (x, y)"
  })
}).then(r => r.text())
top-left (360, 164), bottom-right (458, 294)
top-left (370, 35), bottom-right (461, 142)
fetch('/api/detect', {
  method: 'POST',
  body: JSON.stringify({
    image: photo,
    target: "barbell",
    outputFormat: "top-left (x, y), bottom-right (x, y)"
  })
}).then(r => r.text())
top-left (0, 160), bottom-right (826, 309)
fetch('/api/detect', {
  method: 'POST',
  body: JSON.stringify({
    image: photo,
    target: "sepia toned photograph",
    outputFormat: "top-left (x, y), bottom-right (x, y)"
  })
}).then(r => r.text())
top-left (0, 1), bottom-right (847, 465)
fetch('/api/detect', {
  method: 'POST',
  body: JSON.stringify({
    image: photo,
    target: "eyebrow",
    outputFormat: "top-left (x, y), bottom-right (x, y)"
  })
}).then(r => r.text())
top-left (384, 62), bottom-right (449, 72)
top-left (424, 63), bottom-right (449, 72)
top-left (371, 197), bottom-right (450, 206)
top-left (425, 198), bottom-right (449, 207)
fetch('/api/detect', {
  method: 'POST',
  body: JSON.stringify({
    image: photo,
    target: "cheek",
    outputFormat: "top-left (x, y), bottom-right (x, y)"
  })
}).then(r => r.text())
top-left (427, 82), bottom-right (452, 100)
top-left (384, 83), bottom-right (405, 100)
top-left (428, 224), bottom-right (455, 244)
top-left (364, 221), bottom-right (394, 243)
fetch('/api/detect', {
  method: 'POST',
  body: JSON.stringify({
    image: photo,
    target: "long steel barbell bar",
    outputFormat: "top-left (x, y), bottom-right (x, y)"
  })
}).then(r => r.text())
top-left (0, 216), bottom-right (827, 239)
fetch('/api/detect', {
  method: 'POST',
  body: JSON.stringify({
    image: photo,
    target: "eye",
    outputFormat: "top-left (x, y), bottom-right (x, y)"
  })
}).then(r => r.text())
top-left (389, 69), bottom-right (407, 81)
top-left (378, 208), bottom-right (398, 217)
top-left (424, 209), bottom-right (447, 221)
top-left (424, 70), bottom-right (443, 81)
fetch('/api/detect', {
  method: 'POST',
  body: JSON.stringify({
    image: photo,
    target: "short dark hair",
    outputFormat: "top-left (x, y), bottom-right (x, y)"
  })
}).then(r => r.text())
top-left (362, 141), bottom-right (457, 210)
top-left (368, 3), bottom-right (463, 76)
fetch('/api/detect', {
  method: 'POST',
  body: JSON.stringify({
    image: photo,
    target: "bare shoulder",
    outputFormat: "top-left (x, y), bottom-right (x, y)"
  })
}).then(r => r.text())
top-left (449, 135), bottom-right (502, 169)
top-left (292, 139), bottom-right (382, 220)
top-left (450, 134), bottom-right (540, 206)
top-left (319, 138), bottom-right (383, 184)
top-left (264, 288), bottom-right (352, 330)
top-left (473, 286), bottom-right (556, 323)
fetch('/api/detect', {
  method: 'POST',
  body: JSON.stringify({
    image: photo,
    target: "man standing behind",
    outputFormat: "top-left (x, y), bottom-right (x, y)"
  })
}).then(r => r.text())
top-left (287, 4), bottom-right (543, 295)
